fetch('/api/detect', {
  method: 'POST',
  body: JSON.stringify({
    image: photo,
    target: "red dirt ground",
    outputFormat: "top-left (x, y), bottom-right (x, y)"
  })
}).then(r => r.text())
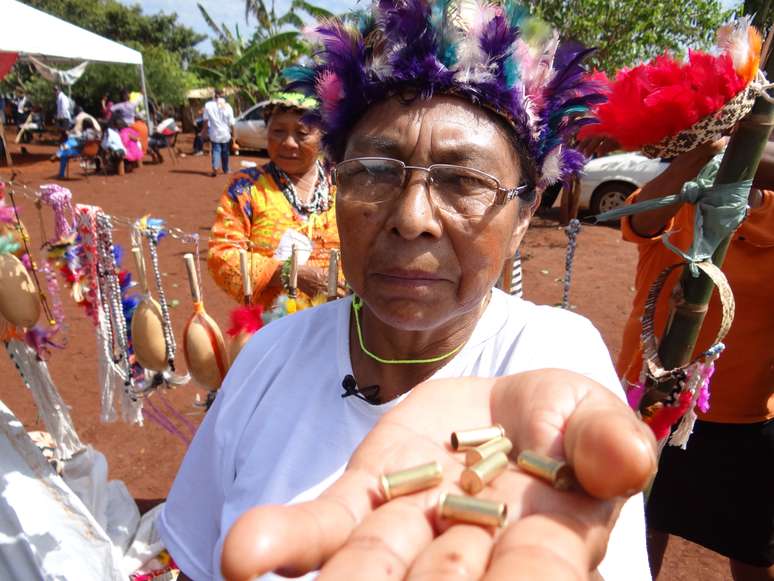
top-left (0, 131), bottom-right (730, 580)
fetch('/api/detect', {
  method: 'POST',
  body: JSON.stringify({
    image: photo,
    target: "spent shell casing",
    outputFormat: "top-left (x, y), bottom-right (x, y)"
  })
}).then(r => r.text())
top-left (438, 492), bottom-right (507, 528)
top-left (380, 460), bottom-right (443, 500)
top-left (460, 451), bottom-right (509, 494)
top-left (450, 424), bottom-right (505, 450)
top-left (465, 436), bottom-right (513, 466)
top-left (516, 450), bottom-right (576, 491)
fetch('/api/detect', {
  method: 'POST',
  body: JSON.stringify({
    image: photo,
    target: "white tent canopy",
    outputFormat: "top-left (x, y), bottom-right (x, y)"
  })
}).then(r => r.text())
top-left (0, 0), bottom-right (153, 164)
top-left (0, 0), bottom-right (142, 65)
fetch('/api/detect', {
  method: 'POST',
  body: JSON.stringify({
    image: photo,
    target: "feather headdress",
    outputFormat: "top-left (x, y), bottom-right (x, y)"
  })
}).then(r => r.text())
top-left (285, 0), bottom-right (604, 186)
top-left (579, 18), bottom-right (762, 154)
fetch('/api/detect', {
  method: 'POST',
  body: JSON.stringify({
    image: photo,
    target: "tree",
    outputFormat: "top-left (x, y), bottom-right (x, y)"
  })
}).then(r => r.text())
top-left (194, 0), bottom-right (332, 106)
top-left (529, 0), bottom-right (732, 73)
top-left (743, 0), bottom-right (774, 31)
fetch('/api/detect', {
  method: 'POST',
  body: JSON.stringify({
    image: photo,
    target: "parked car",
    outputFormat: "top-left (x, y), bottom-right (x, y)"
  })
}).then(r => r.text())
top-left (542, 152), bottom-right (669, 219)
top-left (233, 101), bottom-right (269, 151)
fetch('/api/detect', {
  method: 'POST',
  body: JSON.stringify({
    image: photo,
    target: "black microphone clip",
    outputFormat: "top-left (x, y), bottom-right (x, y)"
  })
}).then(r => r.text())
top-left (341, 374), bottom-right (381, 405)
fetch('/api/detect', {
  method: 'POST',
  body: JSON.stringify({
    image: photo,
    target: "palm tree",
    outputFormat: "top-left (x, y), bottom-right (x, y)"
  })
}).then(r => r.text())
top-left (195, 1), bottom-right (329, 104)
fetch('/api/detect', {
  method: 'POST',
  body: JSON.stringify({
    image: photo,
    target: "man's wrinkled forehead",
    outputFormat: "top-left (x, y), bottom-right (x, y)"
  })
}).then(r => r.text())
top-left (345, 98), bottom-right (518, 166)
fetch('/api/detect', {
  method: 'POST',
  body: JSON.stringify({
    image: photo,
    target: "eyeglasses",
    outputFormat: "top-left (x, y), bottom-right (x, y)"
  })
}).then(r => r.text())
top-left (333, 157), bottom-right (533, 217)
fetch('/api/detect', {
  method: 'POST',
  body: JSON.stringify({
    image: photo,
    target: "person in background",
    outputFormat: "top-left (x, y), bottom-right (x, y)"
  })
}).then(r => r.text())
top-left (14, 90), bottom-right (29, 126)
top-left (52, 118), bottom-right (100, 179)
top-left (192, 106), bottom-right (205, 156)
top-left (71, 107), bottom-right (101, 139)
top-left (101, 117), bottom-right (127, 174)
top-left (110, 89), bottom-right (136, 127)
top-left (208, 92), bottom-right (340, 307)
top-left (616, 140), bottom-right (774, 580)
top-left (202, 88), bottom-right (235, 177)
top-left (100, 93), bottom-right (113, 123)
top-left (54, 86), bottom-right (71, 139)
top-left (117, 118), bottom-right (143, 168)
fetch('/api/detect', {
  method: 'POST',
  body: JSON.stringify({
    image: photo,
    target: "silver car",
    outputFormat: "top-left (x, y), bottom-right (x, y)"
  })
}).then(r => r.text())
top-left (234, 101), bottom-right (270, 151)
top-left (579, 152), bottom-right (669, 215)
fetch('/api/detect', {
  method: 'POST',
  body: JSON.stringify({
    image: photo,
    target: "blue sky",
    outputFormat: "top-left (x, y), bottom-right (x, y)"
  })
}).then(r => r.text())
top-left (124, 0), bottom-right (742, 54)
top-left (121, 0), bottom-right (360, 53)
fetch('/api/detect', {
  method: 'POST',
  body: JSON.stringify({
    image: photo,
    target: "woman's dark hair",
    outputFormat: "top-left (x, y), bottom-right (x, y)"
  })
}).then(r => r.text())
top-left (82, 118), bottom-right (94, 131)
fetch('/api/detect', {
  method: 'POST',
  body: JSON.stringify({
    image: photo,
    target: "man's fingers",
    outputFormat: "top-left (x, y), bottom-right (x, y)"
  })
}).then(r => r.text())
top-left (564, 389), bottom-right (657, 499)
top-left (318, 496), bottom-right (436, 580)
top-left (406, 523), bottom-right (494, 580)
top-left (484, 512), bottom-right (610, 581)
top-left (221, 467), bottom-right (378, 581)
top-left (490, 370), bottom-right (656, 500)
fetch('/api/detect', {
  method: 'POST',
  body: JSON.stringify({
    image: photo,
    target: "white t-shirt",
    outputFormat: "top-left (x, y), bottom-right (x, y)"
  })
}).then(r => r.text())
top-left (203, 98), bottom-right (235, 144)
top-left (158, 291), bottom-right (651, 581)
top-left (56, 91), bottom-right (71, 121)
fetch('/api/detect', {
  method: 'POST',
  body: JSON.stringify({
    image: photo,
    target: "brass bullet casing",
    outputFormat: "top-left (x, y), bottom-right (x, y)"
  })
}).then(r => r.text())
top-left (460, 451), bottom-right (509, 494)
top-left (438, 492), bottom-right (507, 528)
top-left (450, 424), bottom-right (505, 451)
top-left (516, 450), bottom-right (577, 491)
top-left (465, 436), bottom-right (513, 466)
top-left (380, 460), bottom-right (443, 500)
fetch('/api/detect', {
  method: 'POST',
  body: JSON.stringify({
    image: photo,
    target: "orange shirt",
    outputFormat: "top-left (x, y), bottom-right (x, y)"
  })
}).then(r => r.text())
top-left (617, 190), bottom-right (774, 424)
top-left (207, 166), bottom-right (340, 309)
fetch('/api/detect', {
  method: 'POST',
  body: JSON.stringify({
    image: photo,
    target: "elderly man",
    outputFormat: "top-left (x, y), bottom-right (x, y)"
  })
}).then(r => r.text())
top-left (159, 3), bottom-right (656, 580)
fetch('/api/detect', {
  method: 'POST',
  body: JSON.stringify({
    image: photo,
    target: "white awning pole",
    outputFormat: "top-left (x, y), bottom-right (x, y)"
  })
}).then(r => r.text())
top-left (139, 62), bottom-right (153, 134)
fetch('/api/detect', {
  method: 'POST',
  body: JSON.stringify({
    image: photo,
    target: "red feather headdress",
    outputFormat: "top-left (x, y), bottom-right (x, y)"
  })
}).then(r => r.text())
top-left (580, 18), bottom-right (762, 156)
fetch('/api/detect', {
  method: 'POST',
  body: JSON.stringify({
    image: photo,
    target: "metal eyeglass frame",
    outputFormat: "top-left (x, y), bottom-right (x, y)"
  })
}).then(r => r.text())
top-left (333, 156), bottom-right (533, 206)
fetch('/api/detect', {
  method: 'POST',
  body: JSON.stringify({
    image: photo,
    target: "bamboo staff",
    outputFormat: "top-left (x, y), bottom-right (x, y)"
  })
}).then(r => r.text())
top-left (643, 40), bottom-right (774, 406)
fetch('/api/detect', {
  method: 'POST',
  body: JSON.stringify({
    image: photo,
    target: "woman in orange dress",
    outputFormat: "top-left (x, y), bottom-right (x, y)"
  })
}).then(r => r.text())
top-left (208, 93), bottom-right (341, 310)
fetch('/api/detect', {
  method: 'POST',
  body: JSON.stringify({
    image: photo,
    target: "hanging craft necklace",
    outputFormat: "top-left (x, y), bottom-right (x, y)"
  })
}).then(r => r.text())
top-left (267, 160), bottom-right (329, 216)
top-left (5, 183), bottom-right (56, 326)
top-left (351, 295), bottom-right (466, 365)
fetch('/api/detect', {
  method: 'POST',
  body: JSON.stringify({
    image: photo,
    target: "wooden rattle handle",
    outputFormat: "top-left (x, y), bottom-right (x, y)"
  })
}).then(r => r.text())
top-left (327, 249), bottom-right (340, 302)
top-left (132, 246), bottom-right (148, 295)
top-left (239, 249), bottom-right (252, 305)
top-left (183, 253), bottom-right (201, 304)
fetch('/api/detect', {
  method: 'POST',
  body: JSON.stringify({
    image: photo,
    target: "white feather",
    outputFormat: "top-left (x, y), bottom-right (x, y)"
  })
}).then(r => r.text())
top-left (540, 146), bottom-right (563, 186)
top-left (717, 16), bottom-right (752, 73)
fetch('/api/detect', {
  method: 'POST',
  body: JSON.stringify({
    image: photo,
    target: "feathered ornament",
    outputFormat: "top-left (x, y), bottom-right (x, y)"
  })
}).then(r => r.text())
top-left (579, 18), bottom-right (763, 157)
top-left (287, 0), bottom-right (603, 186)
top-left (227, 304), bottom-right (263, 361)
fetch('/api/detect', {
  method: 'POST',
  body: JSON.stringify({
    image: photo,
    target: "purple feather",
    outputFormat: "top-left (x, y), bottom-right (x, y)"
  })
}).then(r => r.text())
top-left (284, 0), bottom-right (604, 184)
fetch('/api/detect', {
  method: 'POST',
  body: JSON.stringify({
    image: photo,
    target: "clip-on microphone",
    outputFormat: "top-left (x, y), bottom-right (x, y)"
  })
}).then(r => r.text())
top-left (341, 374), bottom-right (381, 405)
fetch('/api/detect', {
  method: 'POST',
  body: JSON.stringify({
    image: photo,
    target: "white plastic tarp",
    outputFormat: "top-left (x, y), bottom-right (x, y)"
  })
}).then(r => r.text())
top-left (0, 0), bottom-right (142, 65)
top-left (0, 400), bottom-right (165, 580)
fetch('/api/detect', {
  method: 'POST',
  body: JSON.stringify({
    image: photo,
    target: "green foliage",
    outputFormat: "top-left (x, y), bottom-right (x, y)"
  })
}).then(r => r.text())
top-left (193, 0), bottom-right (330, 105)
top-left (529, 0), bottom-right (733, 73)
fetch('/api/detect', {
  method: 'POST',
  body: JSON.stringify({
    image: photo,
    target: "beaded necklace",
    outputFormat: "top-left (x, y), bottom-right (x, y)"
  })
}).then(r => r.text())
top-left (266, 161), bottom-right (329, 216)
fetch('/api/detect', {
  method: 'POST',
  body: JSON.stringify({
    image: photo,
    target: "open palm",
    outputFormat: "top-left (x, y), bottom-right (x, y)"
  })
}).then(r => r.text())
top-left (222, 369), bottom-right (657, 580)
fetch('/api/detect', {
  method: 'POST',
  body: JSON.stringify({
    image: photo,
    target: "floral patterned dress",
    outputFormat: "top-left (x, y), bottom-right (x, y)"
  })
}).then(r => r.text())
top-left (207, 164), bottom-right (340, 309)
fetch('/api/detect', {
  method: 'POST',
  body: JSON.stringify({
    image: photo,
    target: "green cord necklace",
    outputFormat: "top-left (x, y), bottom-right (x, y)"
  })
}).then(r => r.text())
top-left (351, 295), bottom-right (465, 365)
